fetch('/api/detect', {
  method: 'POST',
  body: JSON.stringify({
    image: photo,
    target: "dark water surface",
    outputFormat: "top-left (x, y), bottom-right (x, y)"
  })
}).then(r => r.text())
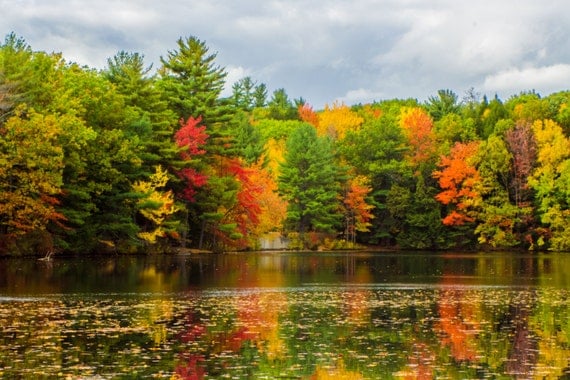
top-left (1, 251), bottom-right (569, 379)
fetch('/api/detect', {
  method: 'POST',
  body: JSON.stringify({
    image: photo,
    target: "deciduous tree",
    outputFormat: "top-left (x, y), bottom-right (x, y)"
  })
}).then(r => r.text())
top-left (528, 119), bottom-right (570, 250)
top-left (317, 101), bottom-right (363, 140)
top-left (133, 165), bottom-right (179, 244)
top-left (399, 107), bottom-right (436, 165)
top-left (343, 176), bottom-right (374, 243)
top-left (433, 141), bottom-right (481, 226)
top-left (0, 108), bottom-right (66, 244)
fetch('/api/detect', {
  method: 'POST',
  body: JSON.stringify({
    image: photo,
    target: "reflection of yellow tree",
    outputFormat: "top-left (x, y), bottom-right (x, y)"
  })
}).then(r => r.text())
top-left (531, 262), bottom-right (570, 379)
top-left (343, 264), bottom-right (373, 326)
top-left (135, 266), bottom-right (178, 345)
top-left (312, 360), bottom-right (364, 379)
top-left (231, 255), bottom-right (288, 360)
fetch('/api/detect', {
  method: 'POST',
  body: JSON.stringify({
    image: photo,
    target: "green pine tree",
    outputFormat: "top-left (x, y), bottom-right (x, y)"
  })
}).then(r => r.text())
top-left (278, 124), bottom-right (343, 237)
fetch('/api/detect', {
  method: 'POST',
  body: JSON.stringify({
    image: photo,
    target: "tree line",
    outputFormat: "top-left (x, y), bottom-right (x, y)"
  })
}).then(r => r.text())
top-left (1, 32), bottom-right (570, 255)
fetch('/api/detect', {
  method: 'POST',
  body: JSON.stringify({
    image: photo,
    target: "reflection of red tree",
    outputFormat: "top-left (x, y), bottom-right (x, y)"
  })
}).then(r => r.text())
top-left (176, 353), bottom-right (206, 380)
top-left (176, 314), bottom-right (207, 380)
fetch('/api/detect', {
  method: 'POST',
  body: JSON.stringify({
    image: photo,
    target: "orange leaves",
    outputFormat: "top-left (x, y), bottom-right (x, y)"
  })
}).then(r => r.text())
top-left (344, 176), bottom-right (374, 240)
top-left (227, 158), bottom-right (263, 235)
top-left (247, 162), bottom-right (287, 236)
top-left (214, 158), bottom-right (286, 249)
top-left (298, 103), bottom-right (319, 128)
top-left (433, 141), bottom-right (481, 226)
top-left (231, 159), bottom-right (287, 240)
top-left (399, 107), bottom-right (436, 164)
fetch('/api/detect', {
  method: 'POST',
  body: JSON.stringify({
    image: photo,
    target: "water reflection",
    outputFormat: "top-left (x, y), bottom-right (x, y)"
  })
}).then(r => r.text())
top-left (0, 252), bottom-right (570, 378)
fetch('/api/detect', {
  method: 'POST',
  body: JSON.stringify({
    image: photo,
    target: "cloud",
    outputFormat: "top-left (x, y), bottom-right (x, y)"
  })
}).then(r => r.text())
top-left (483, 64), bottom-right (570, 95)
top-left (221, 65), bottom-right (251, 97)
top-left (337, 88), bottom-right (386, 105)
top-left (1, 0), bottom-right (570, 108)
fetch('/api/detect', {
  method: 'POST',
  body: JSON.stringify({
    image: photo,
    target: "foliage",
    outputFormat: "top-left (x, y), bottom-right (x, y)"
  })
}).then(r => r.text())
top-left (426, 89), bottom-right (460, 121)
top-left (317, 101), bottom-right (363, 140)
top-left (133, 165), bottom-right (179, 243)
top-left (528, 119), bottom-right (570, 250)
top-left (433, 141), bottom-right (481, 226)
top-left (0, 108), bottom-right (66, 242)
top-left (343, 176), bottom-right (374, 243)
top-left (5, 32), bottom-right (570, 254)
top-left (158, 36), bottom-right (226, 123)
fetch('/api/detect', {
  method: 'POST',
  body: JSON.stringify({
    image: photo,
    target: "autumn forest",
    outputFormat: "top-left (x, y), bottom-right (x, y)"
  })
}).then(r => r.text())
top-left (2, 33), bottom-right (570, 256)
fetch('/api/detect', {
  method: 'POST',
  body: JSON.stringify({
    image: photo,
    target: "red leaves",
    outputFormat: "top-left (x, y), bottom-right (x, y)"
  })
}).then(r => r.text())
top-left (298, 103), bottom-right (319, 128)
top-left (175, 116), bottom-right (208, 158)
top-left (178, 167), bottom-right (208, 202)
top-left (175, 116), bottom-right (209, 202)
top-left (227, 159), bottom-right (263, 236)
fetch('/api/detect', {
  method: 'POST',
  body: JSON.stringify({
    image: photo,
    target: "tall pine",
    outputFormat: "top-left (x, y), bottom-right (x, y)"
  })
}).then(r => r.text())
top-left (278, 124), bottom-right (343, 237)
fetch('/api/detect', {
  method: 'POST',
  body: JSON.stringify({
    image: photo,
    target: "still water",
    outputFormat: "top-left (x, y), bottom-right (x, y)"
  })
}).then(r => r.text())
top-left (0, 251), bottom-right (569, 379)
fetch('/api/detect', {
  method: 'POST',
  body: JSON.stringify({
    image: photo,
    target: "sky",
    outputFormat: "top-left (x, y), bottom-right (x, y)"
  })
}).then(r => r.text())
top-left (2, 0), bottom-right (570, 109)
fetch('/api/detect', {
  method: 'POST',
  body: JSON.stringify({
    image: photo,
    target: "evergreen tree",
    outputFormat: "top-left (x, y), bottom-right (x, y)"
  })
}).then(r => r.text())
top-left (231, 76), bottom-right (257, 111)
top-left (278, 124), bottom-right (343, 236)
top-left (158, 36), bottom-right (246, 249)
top-left (253, 83), bottom-right (268, 108)
top-left (341, 100), bottom-right (411, 245)
top-left (158, 36), bottom-right (227, 124)
top-left (267, 88), bottom-right (298, 120)
top-left (426, 89), bottom-right (460, 121)
top-left (105, 51), bottom-right (177, 176)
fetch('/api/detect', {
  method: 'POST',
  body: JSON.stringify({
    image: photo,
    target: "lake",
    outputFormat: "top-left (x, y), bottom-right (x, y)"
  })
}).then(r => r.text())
top-left (0, 251), bottom-right (569, 379)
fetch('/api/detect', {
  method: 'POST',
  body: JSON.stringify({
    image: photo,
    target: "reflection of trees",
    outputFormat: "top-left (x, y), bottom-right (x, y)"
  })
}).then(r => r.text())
top-left (5, 254), bottom-right (570, 378)
top-left (433, 270), bottom-right (546, 378)
top-left (504, 303), bottom-right (538, 377)
top-left (435, 289), bottom-right (480, 361)
top-left (530, 289), bottom-right (570, 378)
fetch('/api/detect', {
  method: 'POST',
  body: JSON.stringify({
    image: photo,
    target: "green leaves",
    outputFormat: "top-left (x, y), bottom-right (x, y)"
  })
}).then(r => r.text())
top-left (0, 108), bottom-right (65, 238)
top-left (279, 124), bottom-right (343, 237)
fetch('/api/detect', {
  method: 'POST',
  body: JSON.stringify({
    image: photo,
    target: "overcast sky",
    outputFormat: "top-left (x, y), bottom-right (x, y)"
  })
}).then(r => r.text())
top-left (2, 0), bottom-right (570, 108)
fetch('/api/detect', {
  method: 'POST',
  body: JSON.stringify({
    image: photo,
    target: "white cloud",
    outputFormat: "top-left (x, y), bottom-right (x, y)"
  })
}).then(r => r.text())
top-left (1, 0), bottom-right (570, 107)
top-left (337, 88), bottom-right (386, 105)
top-left (221, 65), bottom-right (251, 97)
top-left (483, 64), bottom-right (570, 95)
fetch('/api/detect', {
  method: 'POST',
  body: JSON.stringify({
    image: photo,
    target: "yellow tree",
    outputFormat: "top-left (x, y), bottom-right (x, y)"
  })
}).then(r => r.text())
top-left (133, 165), bottom-right (179, 244)
top-left (528, 119), bottom-right (570, 250)
top-left (317, 101), bottom-right (363, 140)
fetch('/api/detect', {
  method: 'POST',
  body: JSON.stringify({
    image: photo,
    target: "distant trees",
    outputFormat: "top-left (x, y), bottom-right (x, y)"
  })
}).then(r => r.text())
top-left (3, 33), bottom-right (570, 254)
